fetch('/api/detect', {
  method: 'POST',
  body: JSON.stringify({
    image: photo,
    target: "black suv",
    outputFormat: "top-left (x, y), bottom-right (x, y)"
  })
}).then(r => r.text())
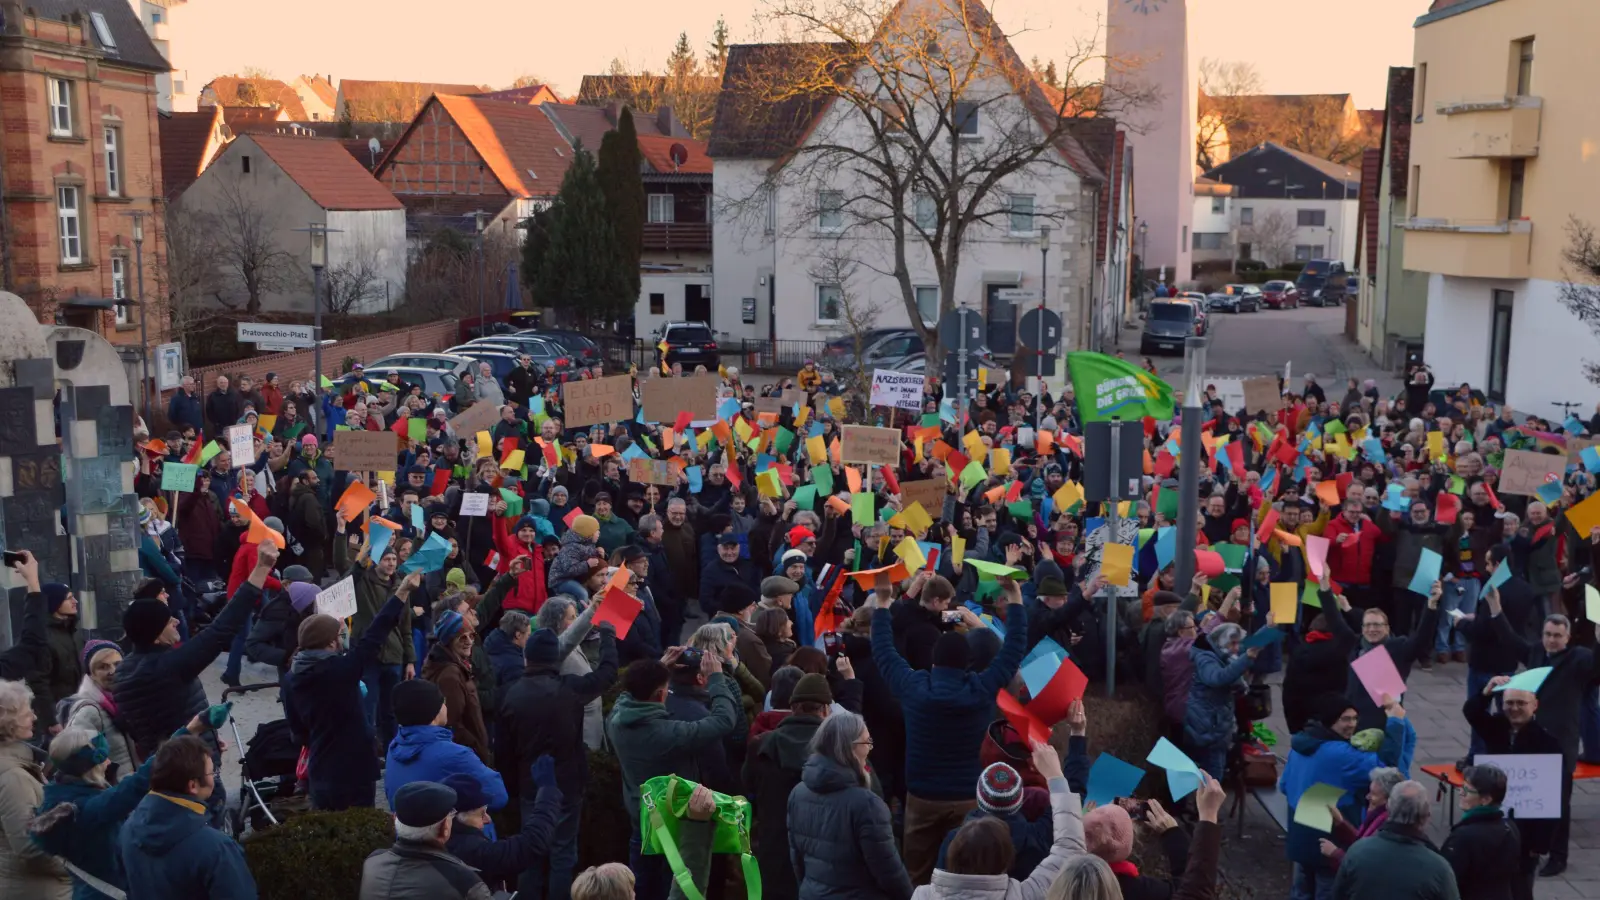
top-left (655, 322), bottom-right (721, 369)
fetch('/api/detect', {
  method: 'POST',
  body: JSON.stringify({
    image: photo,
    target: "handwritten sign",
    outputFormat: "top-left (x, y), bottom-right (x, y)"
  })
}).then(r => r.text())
top-left (332, 430), bottom-right (399, 473)
top-left (563, 375), bottom-right (634, 428)
top-left (1498, 448), bottom-right (1567, 497)
top-left (870, 370), bottom-right (924, 412)
top-left (899, 478), bottom-right (947, 521)
top-left (459, 492), bottom-right (490, 516)
top-left (226, 424), bottom-right (254, 469)
top-left (315, 576), bottom-right (358, 620)
top-left (641, 374), bottom-right (719, 424)
top-left (627, 457), bottom-right (679, 486)
top-left (753, 395), bottom-right (785, 415)
top-left (160, 462), bottom-right (199, 492)
top-left (1475, 754), bottom-right (1562, 819)
top-left (448, 399), bottom-right (502, 438)
top-left (840, 424), bottom-right (902, 466)
top-left (1241, 376), bottom-right (1281, 415)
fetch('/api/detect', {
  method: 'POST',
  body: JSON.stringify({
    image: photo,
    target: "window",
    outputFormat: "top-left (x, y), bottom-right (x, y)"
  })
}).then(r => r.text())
top-left (1506, 159), bottom-right (1526, 219)
top-left (1239, 206), bottom-right (1254, 226)
top-left (1489, 290), bottom-right (1513, 401)
top-left (817, 190), bottom-right (844, 232)
top-left (112, 257), bottom-right (129, 324)
top-left (647, 194), bottom-right (675, 224)
top-left (1182, 225), bottom-right (1188, 245)
top-left (915, 286), bottom-right (939, 325)
top-left (1008, 194), bottom-right (1035, 234)
top-left (1293, 244), bottom-right (1324, 261)
top-left (89, 11), bottom-right (116, 48)
top-left (816, 284), bottom-right (842, 323)
top-left (103, 126), bottom-right (121, 196)
top-left (649, 292), bottom-right (665, 315)
top-left (1414, 63), bottom-right (1427, 120)
top-left (1297, 209), bottom-right (1327, 227)
top-left (1211, 197), bottom-right (1225, 214)
top-left (242, 155), bottom-right (252, 174)
top-left (1193, 232), bottom-right (1225, 251)
top-left (913, 194), bottom-right (936, 230)
top-left (57, 186), bottom-right (82, 263)
top-left (1409, 166), bottom-right (1421, 217)
top-left (876, 100), bottom-right (904, 134)
top-left (1514, 38), bottom-right (1534, 96)
top-left (954, 101), bottom-right (979, 136)
top-left (151, 10), bottom-right (161, 23)
top-left (1238, 242), bottom-right (1253, 260)
top-left (764, 187), bottom-right (775, 234)
top-left (48, 78), bottom-right (73, 136)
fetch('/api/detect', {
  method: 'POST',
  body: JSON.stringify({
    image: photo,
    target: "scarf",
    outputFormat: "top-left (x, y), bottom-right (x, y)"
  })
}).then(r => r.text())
top-left (1110, 861), bottom-right (1140, 877)
top-left (1304, 631), bottom-right (1334, 643)
top-left (290, 647), bottom-right (339, 677)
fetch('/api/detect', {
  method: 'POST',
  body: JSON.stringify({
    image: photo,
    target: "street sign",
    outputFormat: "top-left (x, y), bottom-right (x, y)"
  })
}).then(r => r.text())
top-left (996, 289), bottom-right (1037, 304)
top-left (1019, 352), bottom-right (1058, 378)
top-left (237, 322), bottom-right (317, 347)
top-left (256, 342), bottom-right (299, 353)
top-left (1083, 420), bottom-right (1145, 502)
top-left (1017, 308), bottom-right (1063, 351)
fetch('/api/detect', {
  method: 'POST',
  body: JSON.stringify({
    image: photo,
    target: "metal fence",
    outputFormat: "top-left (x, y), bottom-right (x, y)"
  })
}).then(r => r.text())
top-left (734, 339), bottom-right (830, 372)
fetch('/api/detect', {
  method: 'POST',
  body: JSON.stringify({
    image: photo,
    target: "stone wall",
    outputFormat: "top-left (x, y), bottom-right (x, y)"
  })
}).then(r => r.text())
top-left (184, 319), bottom-right (460, 393)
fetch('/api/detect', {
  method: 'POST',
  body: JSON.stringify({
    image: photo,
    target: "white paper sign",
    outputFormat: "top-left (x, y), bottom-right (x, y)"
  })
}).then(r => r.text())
top-left (870, 369), bottom-right (924, 412)
top-left (1475, 753), bottom-right (1563, 819)
top-left (227, 424), bottom-right (254, 470)
top-left (459, 492), bottom-right (490, 517)
top-left (315, 576), bottom-right (358, 620)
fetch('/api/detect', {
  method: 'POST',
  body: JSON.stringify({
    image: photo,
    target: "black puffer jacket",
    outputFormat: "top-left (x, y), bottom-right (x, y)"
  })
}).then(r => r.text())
top-left (1439, 806), bottom-right (1520, 900)
top-left (744, 713), bottom-right (822, 900)
top-left (785, 754), bottom-right (912, 900)
top-left (116, 581), bottom-right (257, 759)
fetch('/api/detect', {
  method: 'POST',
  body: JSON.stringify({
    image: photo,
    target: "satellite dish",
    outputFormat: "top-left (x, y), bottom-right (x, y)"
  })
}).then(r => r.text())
top-left (668, 142), bottom-right (689, 170)
top-left (367, 137), bottom-right (381, 154)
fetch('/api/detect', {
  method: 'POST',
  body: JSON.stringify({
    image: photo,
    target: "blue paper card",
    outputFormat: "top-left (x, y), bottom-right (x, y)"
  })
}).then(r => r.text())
top-left (1260, 467), bottom-right (1277, 495)
top-left (1486, 559), bottom-right (1512, 591)
top-left (1535, 480), bottom-right (1563, 505)
top-left (1086, 754), bottom-right (1147, 807)
top-left (410, 504), bottom-right (424, 532)
top-left (1493, 666), bottom-right (1552, 694)
top-left (369, 520), bottom-right (394, 561)
top-left (621, 443), bottom-right (648, 461)
top-left (1407, 548), bottom-right (1442, 596)
top-left (686, 465), bottom-right (703, 493)
top-left (400, 533), bottom-right (451, 574)
top-left (1583, 446), bottom-right (1600, 474)
top-left (1363, 438), bottom-right (1386, 463)
top-left (718, 398), bottom-right (741, 422)
top-left (1146, 737), bottom-right (1204, 801)
top-left (1020, 656), bottom-right (1060, 697)
top-left (1242, 626), bottom-right (1286, 650)
top-left (1022, 636), bottom-right (1069, 671)
top-left (1566, 414), bottom-right (1585, 435)
top-left (1382, 484), bottom-right (1409, 512)
top-left (1155, 527), bottom-right (1177, 570)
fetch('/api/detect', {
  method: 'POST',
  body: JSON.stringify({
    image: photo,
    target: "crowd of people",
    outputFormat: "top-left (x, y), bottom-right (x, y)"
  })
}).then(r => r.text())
top-left (0, 347), bottom-right (1592, 900)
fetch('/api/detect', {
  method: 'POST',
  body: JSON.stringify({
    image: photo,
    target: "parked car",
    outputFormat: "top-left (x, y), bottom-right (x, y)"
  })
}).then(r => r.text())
top-left (823, 328), bottom-right (908, 363)
top-left (339, 366), bottom-right (463, 405)
top-left (1174, 293), bottom-right (1210, 334)
top-left (1223, 284), bottom-right (1261, 312)
top-left (445, 346), bottom-right (521, 382)
top-left (1296, 259), bottom-right (1348, 306)
top-left (520, 328), bottom-right (606, 375)
top-left (881, 343), bottom-right (999, 377)
top-left (1260, 280), bottom-right (1301, 309)
top-left (1141, 301), bottom-right (1199, 355)
top-left (653, 321), bottom-right (722, 369)
top-left (467, 335), bottom-right (579, 382)
top-left (367, 353), bottom-right (475, 378)
top-left (1206, 292), bottom-right (1246, 314)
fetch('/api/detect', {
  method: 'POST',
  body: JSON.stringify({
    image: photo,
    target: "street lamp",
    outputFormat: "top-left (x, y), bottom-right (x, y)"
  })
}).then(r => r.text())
top-left (295, 222), bottom-right (340, 398)
top-left (471, 211), bottom-right (489, 335)
top-left (1137, 221), bottom-right (1149, 307)
top-left (121, 211), bottom-right (149, 422)
top-left (1036, 224), bottom-right (1051, 419)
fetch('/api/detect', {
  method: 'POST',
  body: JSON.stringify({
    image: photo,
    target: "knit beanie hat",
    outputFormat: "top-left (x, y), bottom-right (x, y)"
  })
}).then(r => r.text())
top-left (976, 762), bottom-right (1025, 816)
top-left (571, 515), bottom-right (600, 539)
top-left (1316, 692), bottom-right (1356, 729)
top-left (1084, 804), bottom-right (1136, 862)
top-left (445, 568), bottom-right (468, 591)
top-left (81, 639), bottom-right (121, 671)
top-left (391, 679), bottom-right (445, 727)
top-left (524, 628), bottom-right (561, 668)
top-left (286, 582), bottom-right (321, 613)
top-left (790, 673), bottom-right (833, 707)
top-left (281, 565), bottom-right (315, 584)
top-left (720, 584), bottom-right (759, 615)
top-left (43, 583), bottom-right (71, 615)
top-left (55, 731), bottom-right (111, 777)
top-left (263, 516), bottom-right (285, 535)
top-left (434, 610), bottom-right (465, 643)
top-left (122, 598), bottom-right (172, 646)
top-left (932, 631), bottom-right (971, 670)
top-left (296, 614), bottom-right (342, 651)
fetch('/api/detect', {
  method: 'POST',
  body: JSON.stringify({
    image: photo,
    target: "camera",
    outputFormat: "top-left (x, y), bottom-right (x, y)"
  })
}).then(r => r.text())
top-left (676, 647), bottom-right (704, 671)
top-left (942, 610), bottom-right (963, 623)
top-left (1115, 797), bottom-right (1149, 821)
top-left (821, 631), bottom-right (843, 658)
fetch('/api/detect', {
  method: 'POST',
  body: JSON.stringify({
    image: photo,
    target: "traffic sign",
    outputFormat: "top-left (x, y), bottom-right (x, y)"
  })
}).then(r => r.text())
top-left (237, 322), bottom-right (317, 348)
top-left (937, 307), bottom-right (983, 353)
top-left (943, 355), bottom-right (979, 391)
top-left (1017, 307), bottom-right (1063, 351)
top-left (1019, 351), bottom-right (1058, 378)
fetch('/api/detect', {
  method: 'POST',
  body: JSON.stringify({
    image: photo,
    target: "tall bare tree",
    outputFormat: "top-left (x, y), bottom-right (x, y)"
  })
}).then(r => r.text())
top-left (1558, 216), bottom-right (1600, 386)
top-left (159, 198), bottom-right (224, 344)
top-left (809, 246), bottom-right (886, 399)
top-left (1240, 208), bottom-right (1296, 266)
top-left (325, 244), bottom-right (390, 315)
top-left (204, 174), bottom-right (298, 314)
top-left (719, 0), bottom-right (1150, 362)
top-left (1195, 58), bottom-right (1262, 171)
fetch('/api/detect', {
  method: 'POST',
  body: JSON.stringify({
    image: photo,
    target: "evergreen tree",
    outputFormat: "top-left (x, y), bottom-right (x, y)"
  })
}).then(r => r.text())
top-left (666, 31), bottom-right (699, 80)
top-left (530, 146), bottom-right (632, 321)
top-left (597, 108), bottom-right (646, 301)
top-left (706, 17), bottom-right (731, 76)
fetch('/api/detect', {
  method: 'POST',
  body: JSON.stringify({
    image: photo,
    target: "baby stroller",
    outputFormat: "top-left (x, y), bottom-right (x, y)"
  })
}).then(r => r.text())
top-left (220, 682), bottom-right (304, 837)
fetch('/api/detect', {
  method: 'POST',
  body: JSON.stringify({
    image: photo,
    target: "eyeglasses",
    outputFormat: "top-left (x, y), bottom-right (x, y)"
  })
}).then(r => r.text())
top-left (854, 739), bottom-right (875, 749)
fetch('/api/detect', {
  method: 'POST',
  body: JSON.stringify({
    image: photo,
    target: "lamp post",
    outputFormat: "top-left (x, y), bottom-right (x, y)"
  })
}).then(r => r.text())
top-left (1137, 221), bottom-right (1148, 307)
top-left (1173, 334), bottom-right (1209, 593)
top-left (294, 222), bottom-right (340, 396)
top-left (1036, 224), bottom-right (1051, 420)
top-left (120, 211), bottom-right (149, 422)
top-left (471, 211), bottom-right (489, 334)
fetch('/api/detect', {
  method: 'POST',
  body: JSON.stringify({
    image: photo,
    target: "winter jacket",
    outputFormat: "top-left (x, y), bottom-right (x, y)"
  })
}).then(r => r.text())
top-left (1330, 825), bottom-right (1459, 900)
top-left (115, 581), bottom-right (257, 760)
top-left (871, 602), bottom-right (1027, 801)
top-left (60, 678), bottom-right (136, 774)
top-left (787, 754), bottom-right (913, 900)
top-left (176, 490), bottom-right (224, 564)
top-left (205, 389), bottom-right (240, 437)
top-left (914, 778), bottom-right (1085, 900)
top-left (286, 482), bottom-right (329, 578)
top-left (660, 520), bottom-right (700, 608)
top-left (713, 613), bottom-right (772, 687)
top-left (1461, 692), bottom-right (1559, 853)
top-left (1281, 590), bottom-right (1360, 734)
top-left (120, 791), bottom-right (256, 900)
top-left (547, 528), bottom-right (600, 587)
top-left (1281, 717), bottom-right (1411, 871)
top-left (699, 557), bottom-right (761, 616)
top-left (32, 615), bottom-right (83, 729)
top-left (1346, 608), bottom-right (1438, 730)
top-left (1462, 576), bottom-right (1533, 674)
top-left (606, 672), bottom-right (742, 823)
top-left (1438, 805), bottom-right (1519, 900)
top-left (744, 713), bottom-right (823, 900)
top-left (1159, 609), bottom-right (1223, 725)
top-left (358, 838), bottom-right (491, 900)
top-left (595, 512), bottom-right (633, 556)
top-left (348, 557), bottom-right (413, 667)
top-left (498, 628), bottom-right (618, 796)
top-left (1491, 613), bottom-right (1599, 758)
top-left (1323, 516), bottom-right (1383, 586)
top-left (244, 584), bottom-right (317, 672)
top-left (421, 642), bottom-right (491, 764)
top-left (167, 389), bottom-right (204, 436)
top-left (0, 740), bottom-right (69, 898)
top-left (481, 628), bottom-right (525, 711)
top-left (445, 783), bottom-right (562, 892)
top-left (0, 591), bottom-right (49, 687)
top-left (1183, 633), bottom-right (1252, 752)
top-left (1324, 806), bottom-right (1386, 870)
top-left (30, 755), bottom-right (154, 900)
top-left (384, 725), bottom-right (508, 814)
top-left (287, 594), bottom-right (404, 790)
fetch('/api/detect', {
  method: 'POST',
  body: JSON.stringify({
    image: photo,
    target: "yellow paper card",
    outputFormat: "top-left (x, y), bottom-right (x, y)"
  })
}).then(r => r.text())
top-left (963, 430), bottom-right (987, 463)
top-left (952, 535), bottom-right (968, 566)
top-left (733, 417), bottom-right (754, 443)
top-left (1053, 481), bottom-right (1084, 511)
top-left (990, 447), bottom-right (1012, 476)
top-left (376, 470), bottom-right (395, 485)
top-left (1100, 542), bottom-right (1133, 587)
top-left (258, 415), bottom-right (277, 434)
top-left (1427, 431), bottom-right (1445, 460)
top-left (757, 468), bottom-right (783, 498)
top-left (828, 397), bottom-right (846, 419)
top-left (807, 435), bottom-right (827, 465)
top-left (894, 536), bottom-right (926, 571)
top-left (914, 436), bottom-right (925, 463)
top-left (795, 405), bottom-right (810, 428)
top-left (902, 502), bottom-right (935, 535)
top-left (978, 368), bottom-right (988, 390)
top-left (501, 449), bottom-right (526, 471)
top-left (477, 431), bottom-right (493, 458)
top-left (1270, 582), bottom-right (1299, 624)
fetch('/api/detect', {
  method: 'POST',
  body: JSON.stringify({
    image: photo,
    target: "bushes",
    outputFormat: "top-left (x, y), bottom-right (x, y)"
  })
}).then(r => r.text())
top-left (243, 807), bottom-right (393, 900)
top-left (579, 747), bottom-right (632, 868)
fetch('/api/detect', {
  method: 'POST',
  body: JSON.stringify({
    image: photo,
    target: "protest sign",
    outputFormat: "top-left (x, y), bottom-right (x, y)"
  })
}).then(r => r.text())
top-left (628, 457), bottom-right (679, 486)
top-left (1475, 754), bottom-right (1563, 819)
top-left (753, 395), bottom-right (785, 415)
top-left (226, 425), bottom-right (253, 469)
top-left (1208, 378), bottom-right (1247, 412)
top-left (332, 430), bottom-right (399, 472)
top-left (899, 478), bottom-right (947, 519)
top-left (1241, 377), bottom-right (1281, 414)
top-left (841, 425), bottom-right (901, 466)
top-left (870, 370), bottom-right (924, 412)
top-left (1568, 435), bottom-right (1600, 465)
top-left (563, 375), bottom-right (634, 428)
top-left (448, 398), bottom-right (502, 437)
top-left (1499, 448), bottom-right (1566, 496)
top-left (161, 463), bottom-right (198, 492)
top-left (316, 576), bottom-right (358, 620)
top-left (641, 374), bottom-right (719, 424)
top-left (459, 493), bottom-right (490, 516)
top-left (780, 388), bottom-right (807, 408)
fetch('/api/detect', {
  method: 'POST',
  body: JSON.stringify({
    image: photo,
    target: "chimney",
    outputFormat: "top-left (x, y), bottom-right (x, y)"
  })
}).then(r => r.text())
top-left (657, 104), bottom-right (682, 137)
top-left (607, 100), bottom-right (622, 126)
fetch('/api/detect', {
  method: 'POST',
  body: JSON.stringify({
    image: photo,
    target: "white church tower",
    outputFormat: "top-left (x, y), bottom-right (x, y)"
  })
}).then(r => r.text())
top-left (1106, 0), bottom-right (1195, 285)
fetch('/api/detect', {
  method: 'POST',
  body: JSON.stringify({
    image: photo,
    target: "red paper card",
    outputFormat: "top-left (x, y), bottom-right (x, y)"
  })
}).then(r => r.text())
top-left (1027, 657), bottom-right (1089, 726)
top-left (594, 586), bottom-right (643, 638)
top-left (674, 410), bottom-right (693, 432)
top-left (1255, 509), bottom-right (1279, 546)
top-left (1195, 549), bottom-right (1225, 577)
top-left (562, 506), bottom-right (583, 528)
top-left (996, 689), bottom-right (1050, 747)
top-left (429, 469), bottom-right (450, 497)
top-left (1436, 493), bottom-right (1461, 525)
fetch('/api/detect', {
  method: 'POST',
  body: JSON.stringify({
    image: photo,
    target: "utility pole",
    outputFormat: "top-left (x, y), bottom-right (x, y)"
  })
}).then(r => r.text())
top-left (121, 211), bottom-right (149, 422)
top-left (1173, 335), bottom-right (1209, 593)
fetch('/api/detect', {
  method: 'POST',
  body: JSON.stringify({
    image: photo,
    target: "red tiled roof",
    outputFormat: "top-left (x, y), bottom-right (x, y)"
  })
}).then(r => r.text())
top-left (245, 134), bottom-right (403, 211)
top-left (159, 107), bottom-right (222, 199)
top-left (202, 76), bottom-right (308, 120)
top-left (540, 103), bottom-right (680, 154)
top-left (340, 80), bottom-right (489, 121)
top-left (221, 105), bottom-right (287, 134)
top-left (300, 75), bottom-right (337, 108)
top-left (637, 134), bottom-right (712, 174)
top-left (390, 95), bottom-right (573, 199)
top-left (474, 85), bottom-right (561, 105)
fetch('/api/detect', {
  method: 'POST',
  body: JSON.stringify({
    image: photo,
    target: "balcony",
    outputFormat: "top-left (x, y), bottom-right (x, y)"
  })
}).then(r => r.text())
top-left (1435, 96), bottom-right (1541, 159)
top-left (642, 222), bottom-right (711, 252)
top-left (1401, 217), bottom-right (1532, 279)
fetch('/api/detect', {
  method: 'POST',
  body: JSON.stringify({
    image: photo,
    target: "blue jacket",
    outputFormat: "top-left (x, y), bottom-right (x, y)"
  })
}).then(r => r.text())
top-left (870, 602), bottom-right (1027, 801)
top-left (167, 390), bottom-right (204, 436)
top-left (1183, 633), bottom-right (1253, 751)
top-left (120, 791), bottom-right (257, 900)
top-left (1280, 716), bottom-right (1413, 870)
top-left (33, 759), bottom-right (154, 900)
top-left (286, 594), bottom-right (403, 788)
top-left (482, 628), bottom-right (525, 701)
top-left (385, 724), bottom-right (508, 812)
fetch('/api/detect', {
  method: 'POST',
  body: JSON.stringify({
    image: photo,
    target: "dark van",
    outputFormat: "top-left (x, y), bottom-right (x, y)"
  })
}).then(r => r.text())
top-left (1141, 301), bottom-right (1198, 355)
top-left (1296, 259), bottom-right (1348, 306)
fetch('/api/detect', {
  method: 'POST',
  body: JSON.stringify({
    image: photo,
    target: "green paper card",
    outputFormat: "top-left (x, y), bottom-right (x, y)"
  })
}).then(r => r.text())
top-left (1210, 543), bottom-right (1250, 594)
top-left (792, 485), bottom-right (818, 511)
top-left (852, 491), bottom-right (875, 526)
top-left (1291, 783), bottom-right (1346, 832)
top-left (959, 461), bottom-right (987, 492)
top-left (407, 418), bottom-right (426, 442)
top-left (812, 464), bottom-right (834, 495)
top-left (320, 375), bottom-right (335, 389)
top-left (1301, 580), bottom-right (1323, 609)
top-left (774, 427), bottom-right (795, 457)
top-left (1007, 500), bottom-right (1033, 521)
top-left (199, 441), bottom-right (222, 465)
top-left (965, 558), bottom-right (1026, 581)
top-left (922, 413), bottom-right (940, 428)
top-left (498, 487), bottom-right (523, 518)
top-left (161, 463), bottom-right (198, 492)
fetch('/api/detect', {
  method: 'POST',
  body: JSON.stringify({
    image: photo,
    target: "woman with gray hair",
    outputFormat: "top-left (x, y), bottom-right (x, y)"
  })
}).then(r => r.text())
top-left (1319, 766), bottom-right (1406, 869)
top-left (786, 712), bottom-right (912, 900)
top-left (0, 680), bottom-right (69, 898)
top-left (1182, 620), bottom-right (1260, 779)
top-left (484, 609), bottom-right (532, 705)
top-left (531, 595), bottom-right (603, 750)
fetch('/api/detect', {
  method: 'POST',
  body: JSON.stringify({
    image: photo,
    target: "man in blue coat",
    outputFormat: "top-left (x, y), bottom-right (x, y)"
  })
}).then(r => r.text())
top-left (385, 679), bottom-right (508, 831)
top-left (119, 734), bottom-right (257, 900)
top-left (870, 569), bottom-right (1027, 885)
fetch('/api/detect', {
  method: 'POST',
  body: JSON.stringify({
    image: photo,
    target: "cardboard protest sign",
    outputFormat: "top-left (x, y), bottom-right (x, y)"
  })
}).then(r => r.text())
top-left (641, 374), bottom-right (718, 424)
top-left (840, 425), bottom-right (901, 466)
top-left (753, 395), bottom-right (785, 415)
top-left (1476, 754), bottom-right (1563, 819)
top-left (627, 457), bottom-right (679, 486)
top-left (1499, 448), bottom-right (1566, 497)
top-left (1241, 377), bottom-right (1280, 414)
top-left (870, 370), bottom-right (924, 412)
top-left (226, 425), bottom-right (254, 469)
top-left (563, 375), bottom-right (634, 428)
top-left (315, 576), bottom-right (358, 620)
top-left (448, 399), bottom-right (503, 439)
top-left (899, 478), bottom-right (947, 520)
top-left (332, 430), bottom-right (399, 472)
top-left (459, 492), bottom-right (491, 516)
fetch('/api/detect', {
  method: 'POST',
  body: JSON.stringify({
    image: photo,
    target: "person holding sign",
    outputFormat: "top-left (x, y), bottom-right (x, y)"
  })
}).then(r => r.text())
top-left (1439, 765), bottom-right (1522, 900)
top-left (1464, 673), bottom-right (1559, 898)
top-left (1342, 580), bottom-right (1442, 730)
top-left (1330, 781), bottom-right (1459, 900)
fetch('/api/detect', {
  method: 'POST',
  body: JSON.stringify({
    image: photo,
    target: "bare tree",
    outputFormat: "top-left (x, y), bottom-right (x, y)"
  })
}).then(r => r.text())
top-left (1195, 58), bottom-right (1262, 171)
top-left (204, 174), bottom-right (299, 314)
top-left (809, 246), bottom-right (886, 399)
top-left (159, 198), bottom-right (226, 345)
top-left (1558, 216), bottom-right (1600, 386)
top-left (719, 0), bottom-right (1151, 363)
top-left (1240, 209), bottom-right (1295, 266)
top-left (325, 244), bottom-right (389, 315)
top-left (509, 73), bottom-right (554, 90)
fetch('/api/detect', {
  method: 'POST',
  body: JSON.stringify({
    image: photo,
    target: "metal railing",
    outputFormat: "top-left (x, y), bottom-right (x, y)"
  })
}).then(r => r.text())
top-left (641, 223), bottom-right (712, 251)
top-left (736, 339), bottom-right (830, 372)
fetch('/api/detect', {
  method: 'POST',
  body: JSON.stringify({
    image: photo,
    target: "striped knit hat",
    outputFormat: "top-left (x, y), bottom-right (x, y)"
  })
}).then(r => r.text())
top-left (434, 610), bottom-right (465, 644)
top-left (976, 762), bottom-right (1024, 816)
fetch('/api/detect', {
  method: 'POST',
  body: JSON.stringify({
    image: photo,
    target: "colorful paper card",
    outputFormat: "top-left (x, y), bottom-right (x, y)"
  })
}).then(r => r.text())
top-left (1100, 543), bottom-right (1133, 587)
top-left (1494, 667), bottom-right (1552, 693)
top-left (1146, 737), bottom-right (1204, 801)
top-left (594, 586), bottom-right (644, 638)
top-left (1305, 535), bottom-right (1330, 579)
top-left (1407, 548), bottom-right (1442, 596)
top-left (1487, 558), bottom-right (1513, 591)
top-left (1269, 582), bottom-right (1298, 624)
top-left (1086, 754), bottom-right (1147, 808)
top-left (1292, 783), bottom-right (1347, 833)
top-left (1351, 645), bottom-right (1407, 706)
top-left (965, 559), bottom-right (1026, 580)
top-left (851, 492), bottom-right (876, 526)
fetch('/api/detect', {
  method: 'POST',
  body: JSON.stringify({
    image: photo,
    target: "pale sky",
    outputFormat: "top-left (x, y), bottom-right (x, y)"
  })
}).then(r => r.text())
top-left (173, 0), bottom-right (1419, 109)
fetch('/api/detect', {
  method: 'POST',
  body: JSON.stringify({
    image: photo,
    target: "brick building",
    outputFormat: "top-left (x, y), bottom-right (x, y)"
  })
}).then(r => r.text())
top-left (0, 0), bottom-right (169, 347)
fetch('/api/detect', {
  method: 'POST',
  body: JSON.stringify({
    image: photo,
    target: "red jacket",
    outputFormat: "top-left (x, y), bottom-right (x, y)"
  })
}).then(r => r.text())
top-left (491, 515), bottom-right (548, 614)
top-left (226, 540), bottom-right (283, 600)
top-left (1322, 514), bottom-right (1383, 586)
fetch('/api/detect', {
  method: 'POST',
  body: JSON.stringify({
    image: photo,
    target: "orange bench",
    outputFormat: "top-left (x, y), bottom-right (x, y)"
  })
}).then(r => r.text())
top-left (1421, 761), bottom-right (1600, 822)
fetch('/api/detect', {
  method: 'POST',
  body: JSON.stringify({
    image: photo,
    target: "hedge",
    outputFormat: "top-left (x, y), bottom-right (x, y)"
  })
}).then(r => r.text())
top-left (243, 807), bottom-right (394, 900)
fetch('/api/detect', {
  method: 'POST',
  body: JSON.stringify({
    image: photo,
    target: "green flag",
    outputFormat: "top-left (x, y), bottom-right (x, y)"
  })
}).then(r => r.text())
top-left (1066, 352), bottom-right (1176, 423)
